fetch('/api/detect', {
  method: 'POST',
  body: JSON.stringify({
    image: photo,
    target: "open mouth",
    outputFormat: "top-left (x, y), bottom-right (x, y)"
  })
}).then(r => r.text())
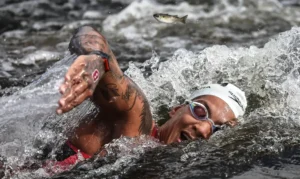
top-left (180, 132), bottom-right (191, 141)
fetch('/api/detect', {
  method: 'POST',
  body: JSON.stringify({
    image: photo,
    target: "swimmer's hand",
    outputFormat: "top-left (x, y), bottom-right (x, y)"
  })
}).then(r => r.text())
top-left (56, 54), bottom-right (105, 114)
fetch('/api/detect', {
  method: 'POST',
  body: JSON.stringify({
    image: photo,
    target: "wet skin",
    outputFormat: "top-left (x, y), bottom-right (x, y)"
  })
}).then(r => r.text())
top-left (57, 26), bottom-right (236, 156)
top-left (57, 26), bottom-right (153, 155)
top-left (158, 95), bottom-right (236, 144)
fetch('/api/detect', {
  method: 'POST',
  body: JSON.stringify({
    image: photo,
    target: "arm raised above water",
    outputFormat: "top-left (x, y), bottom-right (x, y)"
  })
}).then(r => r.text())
top-left (56, 26), bottom-right (153, 135)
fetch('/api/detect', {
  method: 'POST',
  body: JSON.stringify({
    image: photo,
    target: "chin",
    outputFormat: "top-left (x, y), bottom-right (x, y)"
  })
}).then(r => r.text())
top-left (166, 134), bottom-right (181, 144)
top-left (159, 131), bottom-right (176, 144)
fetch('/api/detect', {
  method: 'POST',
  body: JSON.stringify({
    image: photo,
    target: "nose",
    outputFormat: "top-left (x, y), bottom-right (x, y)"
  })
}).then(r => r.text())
top-left (153, 14), bottom-right (158, 18)
top-left (192, 121), bottom-right (212, 139)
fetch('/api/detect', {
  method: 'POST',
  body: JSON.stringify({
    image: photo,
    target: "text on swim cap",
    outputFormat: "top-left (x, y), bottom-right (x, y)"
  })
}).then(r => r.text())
top-left (228, 91), bottom-right (244, 110)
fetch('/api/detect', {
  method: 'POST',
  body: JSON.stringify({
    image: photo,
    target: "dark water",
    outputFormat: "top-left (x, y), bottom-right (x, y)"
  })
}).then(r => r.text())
top-left (1, 0), bottom-right (300, 178)
top-left (1, 0), bottom-right (298, 94)
top-left (49, 118), bottom-right (300, 179)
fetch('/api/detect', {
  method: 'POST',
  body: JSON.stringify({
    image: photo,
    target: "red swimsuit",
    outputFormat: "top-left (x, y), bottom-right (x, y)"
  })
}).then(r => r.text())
top-left (49, 125), bottom-right (159, 169)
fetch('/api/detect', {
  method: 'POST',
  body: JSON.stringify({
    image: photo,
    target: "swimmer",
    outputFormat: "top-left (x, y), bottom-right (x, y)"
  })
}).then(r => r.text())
top-left (54, 25), bottom-right (247, 166)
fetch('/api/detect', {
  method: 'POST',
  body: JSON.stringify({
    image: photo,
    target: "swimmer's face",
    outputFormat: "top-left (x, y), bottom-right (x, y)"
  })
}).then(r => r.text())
top-left (158, 95), bottom-right (236, 144)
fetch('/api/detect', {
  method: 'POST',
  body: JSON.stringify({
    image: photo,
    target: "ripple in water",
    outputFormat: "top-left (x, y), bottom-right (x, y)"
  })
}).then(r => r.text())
top-left (0, 26), bottom-right (300, 178)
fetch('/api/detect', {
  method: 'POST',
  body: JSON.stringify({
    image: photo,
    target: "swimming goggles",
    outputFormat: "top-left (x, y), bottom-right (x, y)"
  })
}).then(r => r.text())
top-left (185, 100), bottom-right (221, 133)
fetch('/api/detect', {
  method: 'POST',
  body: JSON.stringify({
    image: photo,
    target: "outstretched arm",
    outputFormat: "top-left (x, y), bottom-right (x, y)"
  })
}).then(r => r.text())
top-left (56, 26), bottom-right (153, 135)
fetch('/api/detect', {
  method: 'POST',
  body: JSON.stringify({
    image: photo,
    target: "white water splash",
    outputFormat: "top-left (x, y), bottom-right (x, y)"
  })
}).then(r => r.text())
top-left (1, 13), bottom-right (300, 179)
top-left (125, 27), bottom-right (300, 124)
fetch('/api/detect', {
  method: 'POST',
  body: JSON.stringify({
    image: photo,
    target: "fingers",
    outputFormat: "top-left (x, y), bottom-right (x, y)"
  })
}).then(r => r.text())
top-left (57, 79), bottom-right (91, 111)
top-left (57, 72), bottom-right (94, 115)
top-left (59, 83), bottom-right (68, 94)
top-left (56, 55), bottom-right (100, 115)
top-left (57, 88), bottom-right (93, 114)
top-left (73, 80), bottom-right (90, 96)
top-left (59, 74), bottom-right (85, 95)
top-left (64, 58), bottom-right (86, 82)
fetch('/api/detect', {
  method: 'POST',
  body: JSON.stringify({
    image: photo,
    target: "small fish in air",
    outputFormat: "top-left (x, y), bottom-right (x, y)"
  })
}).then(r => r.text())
top-left (153, 13), bottom-right (188, 24)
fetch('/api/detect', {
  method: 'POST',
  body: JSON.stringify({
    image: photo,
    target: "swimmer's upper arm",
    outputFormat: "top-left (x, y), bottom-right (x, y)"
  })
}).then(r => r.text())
top-left (93, 67), bottom-right (153, 135)
top-left (90, 51), bottom-right (153, 135)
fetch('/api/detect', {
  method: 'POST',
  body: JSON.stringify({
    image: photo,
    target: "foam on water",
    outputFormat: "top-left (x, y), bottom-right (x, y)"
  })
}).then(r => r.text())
top-left (103, 0), bottom-right (300, 40)
top-left (0, 54), bottom-right (95, 165)
top-left (103, 0), bottom-right (206, 39)
top-left (19, 50), bottom-right (61, 65)
top-left (1, 27), bottom-right (299, 178)
top-left (125, 27), bottom-right (300, 124)
top-left (1, 6), bottom-right (300, 177)
top-left (1, 30), bottom-right (27, 39)
top-left (101, 0), bottom-right (300, 69)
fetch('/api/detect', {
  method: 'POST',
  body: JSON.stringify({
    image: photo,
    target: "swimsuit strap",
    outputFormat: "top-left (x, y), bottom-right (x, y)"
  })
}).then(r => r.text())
top-left (66, 141), bottom-right (91, 159)
top-left (151, 124), bottom-right (159, 139)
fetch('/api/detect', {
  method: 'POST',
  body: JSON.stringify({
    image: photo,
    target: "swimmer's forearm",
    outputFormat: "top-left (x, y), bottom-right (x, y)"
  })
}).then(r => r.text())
top-left (64, 26), bottom-right (153, 135)
top-left (93, 66), bottom-right (140, 113)
top-left (71, 30), bottom-right (141, 112)
top-left (94, 72), bottom-right (153, 135)
top-left (69, 27), bottom-right (124, 86)
top-left (67, 26), bottom-right (145, 113)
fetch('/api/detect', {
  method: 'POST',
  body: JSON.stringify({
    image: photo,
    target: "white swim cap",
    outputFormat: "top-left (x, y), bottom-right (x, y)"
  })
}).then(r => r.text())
top-left (188, 83), bottom-right (247, 118)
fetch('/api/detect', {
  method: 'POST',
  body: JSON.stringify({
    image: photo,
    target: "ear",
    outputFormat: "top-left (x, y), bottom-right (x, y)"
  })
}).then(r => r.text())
top-left (169, 104), bottom-right (184, 117)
